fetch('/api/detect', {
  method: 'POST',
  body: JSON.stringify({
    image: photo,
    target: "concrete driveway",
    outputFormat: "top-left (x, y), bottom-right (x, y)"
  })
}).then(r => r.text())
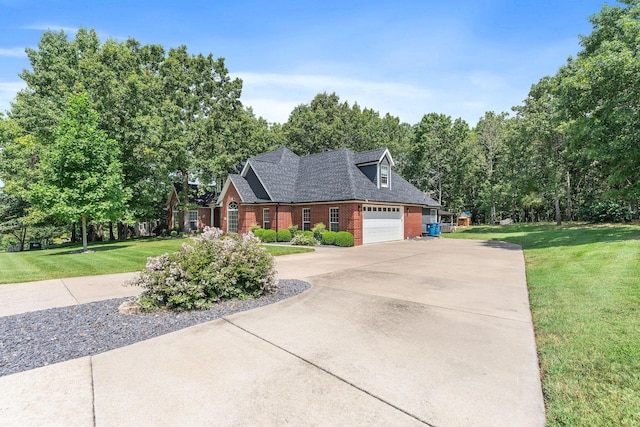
top-left (0, 238), bottom-right (545, 426)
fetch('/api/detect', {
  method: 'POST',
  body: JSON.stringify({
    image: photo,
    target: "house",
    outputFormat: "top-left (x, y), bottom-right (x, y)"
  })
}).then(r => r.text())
top-left (167, 183), bottom-right (218, 232)
top-left (216, 147), bottom-right (440, 246)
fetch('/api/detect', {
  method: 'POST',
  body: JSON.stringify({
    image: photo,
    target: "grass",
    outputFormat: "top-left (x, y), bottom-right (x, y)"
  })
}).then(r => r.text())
top-left (0, 237), bottom-right (313, 284)
top-left (445, 223), bottom-right (640, 426)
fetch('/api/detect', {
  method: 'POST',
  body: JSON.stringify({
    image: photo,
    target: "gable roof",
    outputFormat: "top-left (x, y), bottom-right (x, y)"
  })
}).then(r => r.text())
top-left (220, 147), bottom-right (439, 207)
top-left (353, 147), bottom-right (394, 166)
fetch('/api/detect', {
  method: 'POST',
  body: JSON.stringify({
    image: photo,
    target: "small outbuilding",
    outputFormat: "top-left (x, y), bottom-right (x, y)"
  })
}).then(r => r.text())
top-left (457, 211), bottom-right (471, 226)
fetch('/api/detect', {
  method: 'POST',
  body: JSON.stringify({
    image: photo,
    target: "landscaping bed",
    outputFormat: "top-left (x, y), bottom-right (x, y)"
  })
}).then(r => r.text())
top-left (0, 279), bottom-right (310, 377)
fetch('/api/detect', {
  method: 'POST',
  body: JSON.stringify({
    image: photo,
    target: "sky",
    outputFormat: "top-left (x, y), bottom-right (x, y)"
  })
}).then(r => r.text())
top-left (0, 0), bottom-right (611, 126)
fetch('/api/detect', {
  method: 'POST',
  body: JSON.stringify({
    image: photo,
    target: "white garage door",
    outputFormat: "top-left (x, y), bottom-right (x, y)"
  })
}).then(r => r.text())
top-left (362, 205), bottom-right (404, 244)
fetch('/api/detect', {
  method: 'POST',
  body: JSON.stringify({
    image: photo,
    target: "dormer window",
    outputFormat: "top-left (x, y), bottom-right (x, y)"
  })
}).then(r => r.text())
top-left (380, 165), bottom-right (389, 187)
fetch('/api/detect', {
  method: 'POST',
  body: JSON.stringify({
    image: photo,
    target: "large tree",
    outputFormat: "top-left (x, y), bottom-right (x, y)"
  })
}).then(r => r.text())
top-left (282, 92), bottom-right (411, 159)
top-left (28, 93), bottom-right (130, 252)
top-left (555, 0), bottom-right (640, 205)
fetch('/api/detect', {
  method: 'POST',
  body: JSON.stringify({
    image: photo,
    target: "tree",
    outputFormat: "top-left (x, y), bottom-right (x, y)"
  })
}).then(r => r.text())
top-left (282, 92), bottom-right (412, 160)
top-left (405, 113), bottom-right (476, 212)
top-left (11, 29), bottom-right (273, 234)
top-left (555, 0), bottom-right (640, 206)
top-left (475, 111), bottom-right (508, 223)
top-left (0, 190), bottom-right (29, 251)
top-left (28, 93), bottom-right (130, 252)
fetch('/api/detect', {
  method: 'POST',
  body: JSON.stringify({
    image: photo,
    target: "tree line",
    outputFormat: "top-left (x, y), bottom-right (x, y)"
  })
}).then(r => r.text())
top-left (1, 0), bottom-right (638, 249)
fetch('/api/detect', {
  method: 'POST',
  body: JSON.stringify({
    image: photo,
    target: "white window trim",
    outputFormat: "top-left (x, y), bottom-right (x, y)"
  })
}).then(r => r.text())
top-left (302, 208), bottom-right (311, 231)
top-left (189, 210), bottom-right (198, 231)
top-left (329, 207), bottom-right (339, 232)
top-left (263, 208), bottom-right (270, 230)
top-left (172, 208), bottom-right (179, 229)
top-left (227, 201), bottom-right (239, 233)
top-left (380, 164), bottom-right (389, 188)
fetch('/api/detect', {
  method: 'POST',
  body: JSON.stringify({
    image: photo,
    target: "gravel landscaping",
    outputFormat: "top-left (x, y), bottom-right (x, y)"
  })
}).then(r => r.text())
top-left (0, 279), bottom-right (310, 377)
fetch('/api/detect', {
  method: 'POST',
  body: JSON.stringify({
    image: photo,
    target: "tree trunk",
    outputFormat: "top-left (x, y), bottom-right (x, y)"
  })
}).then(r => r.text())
top-left (109, 222), bottom-right (115, 240)
top-left (554, 190), bottom-right (562, 226)
top-left (82, 215), bottom-right (88, 252)
top-left (180, 170), bottom-right (189, 233)
top-left (19, 227), bottom-right (27, 251)
top-left (72, 222), bottom-right (77, 242)
top-left (566, 171), bottom-right (573, 222)
top-left (118, 221), bottom-right (127, 241)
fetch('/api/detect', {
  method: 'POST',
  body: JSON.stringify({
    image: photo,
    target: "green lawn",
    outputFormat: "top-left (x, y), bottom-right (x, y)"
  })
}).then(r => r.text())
top-left (0, 238), bottom-right (313, 284)
top-left (445, 223), bottom-right (640, 426)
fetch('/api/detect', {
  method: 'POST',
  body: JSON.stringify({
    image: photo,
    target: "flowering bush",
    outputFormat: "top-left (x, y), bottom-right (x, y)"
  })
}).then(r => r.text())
top-left (127, 227), bottom-right (277, 311)
top-left (290, 233), bottom-right (318, 246)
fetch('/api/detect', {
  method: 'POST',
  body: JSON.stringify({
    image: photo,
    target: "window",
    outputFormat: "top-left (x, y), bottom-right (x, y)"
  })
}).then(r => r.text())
top-left (380, 164), bottom-right (389, 187)
top-left (189, 211), bottom-right (198, 231)
top-left (330, 208), bottom-right (339, 232)
top-left (228, 201), bottom-right (238, 233)
top-left (263, 208), bottom-right (270, 230)
top-left (302, 208), bottom-right (311, 231)
top-left (172, 208), bottom-right (179, 230)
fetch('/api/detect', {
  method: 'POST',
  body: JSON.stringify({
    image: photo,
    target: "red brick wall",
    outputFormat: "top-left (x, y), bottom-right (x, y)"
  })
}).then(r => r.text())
top-left (404, 206), bottom-right (422, 239)
top-left (285, 203), bottom-right (363, 245)
top-left (197, 208), bottom-right (212, 230)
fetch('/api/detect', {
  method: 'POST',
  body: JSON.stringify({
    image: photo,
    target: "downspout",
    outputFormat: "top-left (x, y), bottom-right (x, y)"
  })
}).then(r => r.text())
top-left (275, 203), bottom-right (279, 232)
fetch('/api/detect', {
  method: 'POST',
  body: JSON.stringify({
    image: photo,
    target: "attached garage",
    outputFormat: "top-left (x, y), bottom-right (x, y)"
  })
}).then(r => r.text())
top-left (362, 205), bottom-right (404, 244)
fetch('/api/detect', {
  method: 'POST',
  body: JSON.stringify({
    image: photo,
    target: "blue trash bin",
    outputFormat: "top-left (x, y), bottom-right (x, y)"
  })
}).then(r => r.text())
top-left (434, 223), bottom-right (441, 236)
top-left (427, 223), bottom-right (435, 236)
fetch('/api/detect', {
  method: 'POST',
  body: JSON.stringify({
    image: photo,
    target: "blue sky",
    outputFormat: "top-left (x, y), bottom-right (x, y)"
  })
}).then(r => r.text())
top-left (0, 0), bottom-right (609, 126)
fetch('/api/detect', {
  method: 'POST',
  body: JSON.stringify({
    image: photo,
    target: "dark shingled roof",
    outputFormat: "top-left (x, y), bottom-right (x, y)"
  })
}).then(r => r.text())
top-left (225, 147), bottom-right (439, 207)
top-left (173, 183), bottom-right (217, 206)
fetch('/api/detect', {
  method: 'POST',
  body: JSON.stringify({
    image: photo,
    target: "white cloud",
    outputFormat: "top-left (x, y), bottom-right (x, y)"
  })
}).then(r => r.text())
top-left (0, 81), bottom-right (26, 114)
top-left (235, 72), bottom-right (437, 124)
top-left (0, 47), bottom-right (27, 58)
top-left (22, 24), bottom-right (80, 33)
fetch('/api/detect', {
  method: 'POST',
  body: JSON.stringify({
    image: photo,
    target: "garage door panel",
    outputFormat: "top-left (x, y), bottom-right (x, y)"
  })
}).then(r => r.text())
top-left (362, 206), bottom-right (403, 244)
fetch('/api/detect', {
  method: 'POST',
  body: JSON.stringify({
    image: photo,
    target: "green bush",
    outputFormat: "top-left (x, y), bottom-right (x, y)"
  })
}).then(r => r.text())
top-left (288, 224), bottom-right (298, 235)
top-left (312, 223), bottom-right (326, 241)
top-left (253, 228), bottom-right (265, 239)
top-left (303, 230), bottom-right (314, 238)
top-left (335, 231), bottom-right (354, 247)
top-left (321, 231), bottom-right (337, 245)
top-left (128, 227), bottom-right (277, 311)
top-left (248, 223), bottom-right (260, 233)
top-left (277, 229), bottom-right (292, 242)
top-left (170, 230), bottom-right (178, 237)
top-left (291, 233), bottom-right (318, 246)
top-left (261, 229), bottom-right (277, 243)
top-left (577, 201), bottom-right (633, 223)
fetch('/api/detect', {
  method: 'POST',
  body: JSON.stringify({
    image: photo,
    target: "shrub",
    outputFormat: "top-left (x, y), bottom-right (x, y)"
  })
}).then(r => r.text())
top-left (127, 227), bottom-right (277, 311)
top-left (303, 230), bottom-right (314, 238)
top-left (288, 224), bottom-right (298, 235)
top-left (312, 223), bottom-right (326, 241)
top-left (248, 223), bottom-right (260, 233)
top-left (253, 228), bottom-right (265, 240)
top-left (577, 201), bottom-right (633, 223)
top-left (321, 231), bottom-right (337, 245)
top-left (277, 229), bottom-right (292, 242)
top-left (335, 231), bottom-right (354, 247)
top-left (170, 230), bottom-right (178, 237)
top-left (261, 229), bottom-right (277, 243)
top-left (291, 233), bottom-right (318, 246)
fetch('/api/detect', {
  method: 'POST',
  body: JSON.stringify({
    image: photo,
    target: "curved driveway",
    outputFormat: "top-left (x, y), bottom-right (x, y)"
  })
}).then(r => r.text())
top-left (0, 238), bottom-right (545, 426)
